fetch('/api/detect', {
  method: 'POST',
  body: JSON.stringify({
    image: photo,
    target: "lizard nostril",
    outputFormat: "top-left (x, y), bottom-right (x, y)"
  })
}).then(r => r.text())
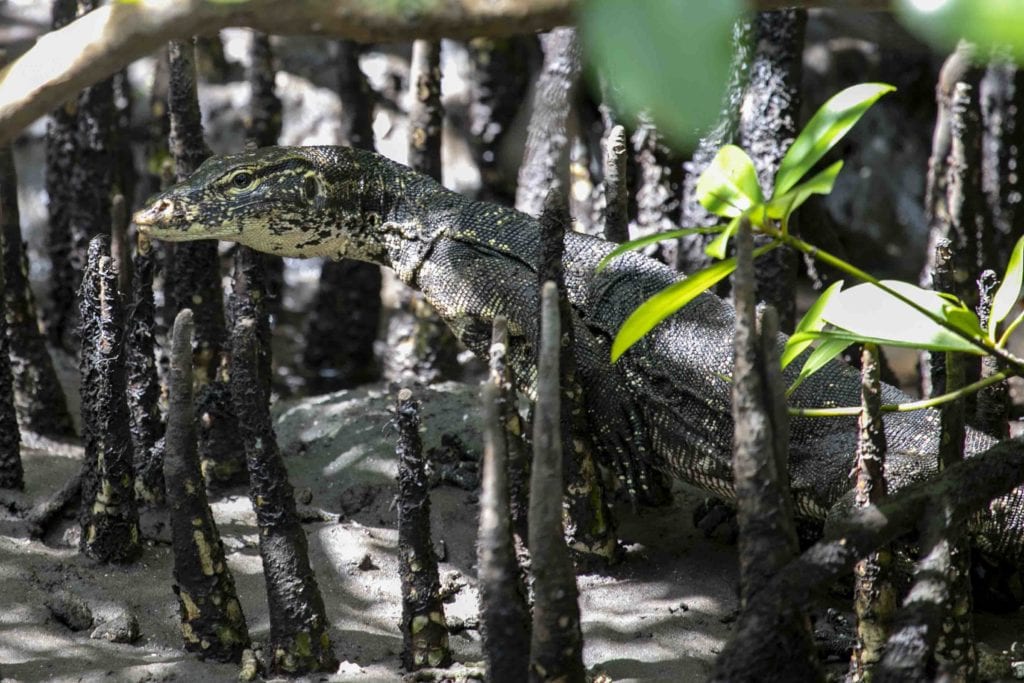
top-left (134, 198), bottom-right (176, 227)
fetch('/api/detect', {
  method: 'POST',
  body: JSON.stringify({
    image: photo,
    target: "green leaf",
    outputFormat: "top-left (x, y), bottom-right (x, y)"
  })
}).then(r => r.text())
top-left (774, 83), bottom-right (895, 197)
top-left (705, 216), bottom-right (741, 260)
top-left (818, 280), bottom-right (985, 354)
top-left (611, 241), bottom-right (779, 361)
top-left (580, 0), bottom-right (742, 148)
top-left (989, 235), bottom-right (1024, 338)
top-left (696, 145), bottom-right (766, 218)
top-left (786, 337), bottom-right (852, 397)
top-left (611, 258), bottom-right (739, 362)
top-left (766, 160), bottom-right (844, 220)
top-left (896, 0), bottom-right (1024, 62)
top-left (597, 226), bottom-right (726, 272)
top-left (781, 280), bottom-right (844, 369)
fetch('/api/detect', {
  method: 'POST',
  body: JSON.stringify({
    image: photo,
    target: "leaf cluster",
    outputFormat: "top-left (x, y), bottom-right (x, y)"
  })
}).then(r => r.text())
top-left (601, 83), bottom-right (1024, 409)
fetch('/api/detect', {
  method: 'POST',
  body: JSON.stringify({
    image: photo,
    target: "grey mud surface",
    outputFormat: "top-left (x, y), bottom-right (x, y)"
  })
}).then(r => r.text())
top-left (0, 381), bottom-right (742, 682)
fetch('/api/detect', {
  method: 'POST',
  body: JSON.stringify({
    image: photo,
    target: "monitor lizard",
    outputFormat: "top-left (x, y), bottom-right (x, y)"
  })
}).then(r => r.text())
top-left (133, 145), bottom-right (1022, 562)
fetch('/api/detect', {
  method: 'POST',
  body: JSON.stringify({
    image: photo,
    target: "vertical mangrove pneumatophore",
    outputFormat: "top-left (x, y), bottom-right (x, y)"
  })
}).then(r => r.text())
top-left (165, 308), bottom-right (250, 662)
top-left (127, 235), bottom-right (166, 505)
top-left (1, 146), bottom-right (76, 439)
top-left (975, 271), bottom-right (1009, 439)
top-left (850, 344), bottom-right (895, 682)
top-left (68, 0), bottom-right (117, 341)
top-left (0, 212), bottom-right (21, 490)
top-left (528, 282), bottom-right (584, 683)
top-left (385, 39), bottom-right (460, 385)
top-left (408, 40), bottom-right (443, 182)
top-left (537, 197), bottom-right (619, 563)
top-left (231, 316), bottom-right (337, 675)
top-left (920, 44), bottom-right (982, 399)
top-left (43, 0), bottom-right (80, 351)
top-left (631, 111), bottom-right (682, 267)
top-left (876, 352), bottom-right (974, 683)
top-left (466, 36), bottom-right (532, 203)
top-left (488, 316), bottom-right (531, 543)
top-left (728, 220), bottom-right (818, 679)
top-left (601, 124), bottom-right (629, 244)
top-left (167, 37), bottom-right (244, 488)
top-left (478, 375), bottom-right (530, 683)
top-left (303, 40), bottom-right (382, 393)
top-left (395, 387), bottom-right (452, 672)
top-left (739, 9), bottom-right (806, 332)
top-left (78, 236), bottom-right (141, 564)
top-left (243, 31), bottom-right (283, 325)
top-left (230, 246), bottom-right (272, 397)
top-left (516, 28), bottom-right (580, 219)
top-left (933, 351), bottom-right (976, 680)
top-left (237, 33), bottom-right (277, 392)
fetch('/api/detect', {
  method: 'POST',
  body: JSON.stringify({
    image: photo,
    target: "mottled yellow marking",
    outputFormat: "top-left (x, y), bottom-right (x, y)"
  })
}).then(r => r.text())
top-left (181, 621), bottom-right (198, 644)
top-left (193, 529), bottom-right (216, 575)
top-left (179, 590), bottom-right (201, 620)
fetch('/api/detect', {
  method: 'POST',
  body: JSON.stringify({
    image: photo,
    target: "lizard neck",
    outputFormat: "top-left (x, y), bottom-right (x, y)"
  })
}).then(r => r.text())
top-left (320, 147), bottom-right (451, 284)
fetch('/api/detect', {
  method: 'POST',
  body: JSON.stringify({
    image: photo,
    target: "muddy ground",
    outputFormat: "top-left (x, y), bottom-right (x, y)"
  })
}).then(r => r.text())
top-left (4, 380), bottom-right (1024, 682)
top-left (0, 381), bottom-right (750, 682)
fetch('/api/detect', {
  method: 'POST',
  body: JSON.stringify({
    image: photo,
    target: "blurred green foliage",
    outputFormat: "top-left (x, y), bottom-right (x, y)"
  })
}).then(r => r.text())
top-left (580, 0), bottom-right (742, 148)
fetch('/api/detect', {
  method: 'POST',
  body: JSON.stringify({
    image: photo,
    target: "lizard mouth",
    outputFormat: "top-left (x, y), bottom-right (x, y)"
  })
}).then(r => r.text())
top-left (132, 198), bottom-right (176, 234)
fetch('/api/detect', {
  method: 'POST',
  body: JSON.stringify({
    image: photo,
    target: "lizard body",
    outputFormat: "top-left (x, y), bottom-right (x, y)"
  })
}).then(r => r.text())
top-left (135, 146), bottom-right (1022, 560)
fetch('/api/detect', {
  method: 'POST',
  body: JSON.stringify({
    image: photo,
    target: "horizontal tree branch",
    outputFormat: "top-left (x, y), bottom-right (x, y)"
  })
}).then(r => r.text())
top-left (0, 0), bottom-right (894, 147)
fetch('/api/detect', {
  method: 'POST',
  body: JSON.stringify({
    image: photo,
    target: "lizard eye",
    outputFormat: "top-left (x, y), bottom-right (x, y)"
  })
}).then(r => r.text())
top-left (231, 172), bottom-right (254, 189)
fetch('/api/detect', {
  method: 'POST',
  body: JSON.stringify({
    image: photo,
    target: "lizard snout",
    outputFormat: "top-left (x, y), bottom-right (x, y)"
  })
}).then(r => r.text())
top-left (133, 198), bottom-right (176, 231)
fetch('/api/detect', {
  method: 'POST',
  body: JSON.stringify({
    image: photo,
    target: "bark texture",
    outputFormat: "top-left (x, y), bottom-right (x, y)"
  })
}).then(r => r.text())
top-left (601, 124), bottom-right (629, 243)
top-left (232, 317), bottom-right (336, 675)
top-left (528, 282), bottom-right (585, 683)
top-left (304, 39), bottom-right (382, 393)
top-left (165, 309), bottom-right (250, 662)
top-left (933, 352), bottom-right (976, 681)
top-left (477, 321), bottom-right (531, 683)
top-left (850, 345), bottom-right (895, 682)
top-left (77, 236), bottom-right (141, 564)
top-left (488, 316), bottom-right (531, 543)
top-left (537, 197), bottom-right (618, 563)
top-left (738, 9), bottom-right (805, 331)
top-left (630, 114), bottom-right (682, 267)
top-left (0, 197), bottom-right (21, 490)
top-left (167, 37), bottom-right (243, 488)
top-left (974, 270), bottom-right (1009, 439)
top-left (1, 147), bottom-right (76, 438)
top-left (710, 437), bottom-right (1024, 682)
top-left (243, 31), bottom-right (284, 323)
top-left (42, 0), bottom-right (80, 350)
top-left (877, 354), bottom-right (974, 683)
top-left (980, 56), bottom-right (1024, 268)
top-left (395, 388), bottom-right (452, 671)
top-left (127, 236), bottom-right (166, 505)
top-left (467, 36), bottom-right (533, 202)
top-left (729, 220), bottom-right (819, 682)
top-left (515, 27), bottom-right (580, 219)
top-left (386, 39), bottom-right (461, 386)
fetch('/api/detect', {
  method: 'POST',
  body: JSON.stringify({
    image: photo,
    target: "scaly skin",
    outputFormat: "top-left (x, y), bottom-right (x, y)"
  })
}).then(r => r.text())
top-left (135, 146), bottom-right (1024, 561)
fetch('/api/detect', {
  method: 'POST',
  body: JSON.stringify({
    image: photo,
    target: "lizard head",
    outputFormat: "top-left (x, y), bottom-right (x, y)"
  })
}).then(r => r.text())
top-left (133, 146), bottom-right (354, 258)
